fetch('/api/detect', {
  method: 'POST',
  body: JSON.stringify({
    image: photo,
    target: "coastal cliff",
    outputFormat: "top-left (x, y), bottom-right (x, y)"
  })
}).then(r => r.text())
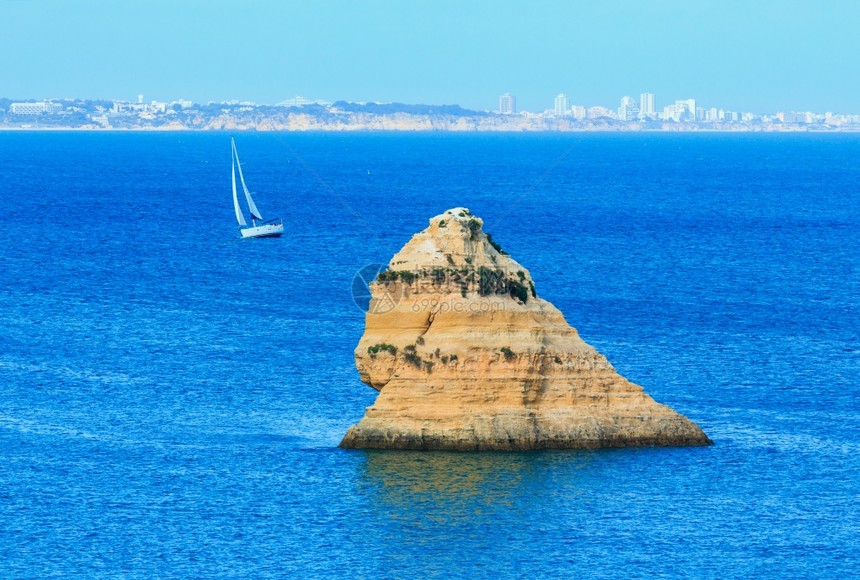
top-left (340, 208), bottom-right (712, 450)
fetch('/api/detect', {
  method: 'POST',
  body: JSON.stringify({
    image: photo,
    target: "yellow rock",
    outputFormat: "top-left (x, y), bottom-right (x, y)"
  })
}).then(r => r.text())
top-left (340, 208), bottom-right (712, 450)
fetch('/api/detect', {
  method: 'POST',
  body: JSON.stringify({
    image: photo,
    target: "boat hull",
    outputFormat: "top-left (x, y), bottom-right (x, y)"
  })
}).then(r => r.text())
top-left (240, 223), bottom-right (284, 238)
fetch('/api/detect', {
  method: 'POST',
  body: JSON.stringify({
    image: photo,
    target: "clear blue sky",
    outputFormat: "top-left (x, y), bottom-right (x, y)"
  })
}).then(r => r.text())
top-left (3, 0), bottom-right (859, 114)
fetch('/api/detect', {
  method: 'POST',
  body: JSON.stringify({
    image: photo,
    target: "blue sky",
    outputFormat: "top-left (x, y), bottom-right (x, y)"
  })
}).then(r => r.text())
top-left (3, 0), bottom-right (859, 113)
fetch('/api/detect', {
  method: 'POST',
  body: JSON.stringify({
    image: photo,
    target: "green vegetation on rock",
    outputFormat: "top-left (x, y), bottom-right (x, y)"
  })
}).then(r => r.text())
top-left (367, 343), bottom-right (397, 359)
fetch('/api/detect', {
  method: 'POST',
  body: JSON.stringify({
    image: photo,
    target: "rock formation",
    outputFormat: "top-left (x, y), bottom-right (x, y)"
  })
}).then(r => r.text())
top-left (340, 208), bottom-right (712, 451)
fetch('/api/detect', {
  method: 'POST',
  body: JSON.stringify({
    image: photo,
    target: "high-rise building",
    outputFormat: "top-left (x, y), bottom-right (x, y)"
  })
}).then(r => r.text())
top-left (618, 96), bottom-right (639, 121)
top-left (499, 93), bottom-right (516, 114)
top-left (663, 99), bottom-right (696, 122)
top-left (679, 99), bottom-right (696, 121)
top-left (570, 105), bottom-right (586, 120)
top-left (639, 92), bottom-right (656, 118)
top-left (662, 99), bottom-right (696, 122)
top-left (553, 93), bottom-right (569, 117)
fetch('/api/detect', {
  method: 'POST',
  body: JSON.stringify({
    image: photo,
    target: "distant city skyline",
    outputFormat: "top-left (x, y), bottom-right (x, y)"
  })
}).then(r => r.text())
top-left (4, 1), bottom-right (860, 113)
top-left (5, 94), bottom-right (857, 132)
top-left (6, 91), bottom-right (856, 120)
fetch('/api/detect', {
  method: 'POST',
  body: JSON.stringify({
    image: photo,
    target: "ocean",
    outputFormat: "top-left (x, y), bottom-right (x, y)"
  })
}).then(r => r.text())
top-left (0, 131), bottom-right (857, 578)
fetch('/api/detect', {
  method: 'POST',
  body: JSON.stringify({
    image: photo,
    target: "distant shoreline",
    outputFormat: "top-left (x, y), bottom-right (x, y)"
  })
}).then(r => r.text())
top-left (4, 98), bottom-right (858, 133)
top-left (2, 125), bottom-right (859, 133)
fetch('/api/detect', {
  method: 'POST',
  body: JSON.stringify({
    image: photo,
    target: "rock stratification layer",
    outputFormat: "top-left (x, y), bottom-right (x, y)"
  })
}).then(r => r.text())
top-left (340, 208), bottom-right (712, 451)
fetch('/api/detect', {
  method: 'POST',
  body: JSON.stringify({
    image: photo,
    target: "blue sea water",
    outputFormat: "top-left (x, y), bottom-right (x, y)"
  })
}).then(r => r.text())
top-left (0, 131), bottom-right (857, 578)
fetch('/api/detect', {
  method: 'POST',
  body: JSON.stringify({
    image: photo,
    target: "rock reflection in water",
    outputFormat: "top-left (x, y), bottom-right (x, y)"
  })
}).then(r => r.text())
top-left (350, 450), bottom-right (609, 574)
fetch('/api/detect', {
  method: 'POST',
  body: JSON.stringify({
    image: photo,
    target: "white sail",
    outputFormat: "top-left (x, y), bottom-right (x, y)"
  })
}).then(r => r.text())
top-left (233, 140), bottom-right (263, 221)
top-left (231, 140), bottom-right (247, 226)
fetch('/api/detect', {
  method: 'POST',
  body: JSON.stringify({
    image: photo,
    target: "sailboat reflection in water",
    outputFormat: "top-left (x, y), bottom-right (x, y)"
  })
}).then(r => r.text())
top-left (231, 138), bottom-right (284, 238)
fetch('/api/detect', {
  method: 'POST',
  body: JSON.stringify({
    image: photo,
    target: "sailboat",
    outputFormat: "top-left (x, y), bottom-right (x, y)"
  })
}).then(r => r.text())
top-left (231, 138), bottom-right (284, 238)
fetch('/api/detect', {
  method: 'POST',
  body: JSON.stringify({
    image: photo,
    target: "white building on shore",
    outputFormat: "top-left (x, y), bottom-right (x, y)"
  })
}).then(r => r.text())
top-left (639, 92), bottom-right (656, 118)
top-left (618, 96), bottom-right (639, 121)
top-left (554, 93), bottom-right (569, 117)
top-left (499, 93), bottom-right (516, 114)
top-left (10, 101), bottom-right (63, 115)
